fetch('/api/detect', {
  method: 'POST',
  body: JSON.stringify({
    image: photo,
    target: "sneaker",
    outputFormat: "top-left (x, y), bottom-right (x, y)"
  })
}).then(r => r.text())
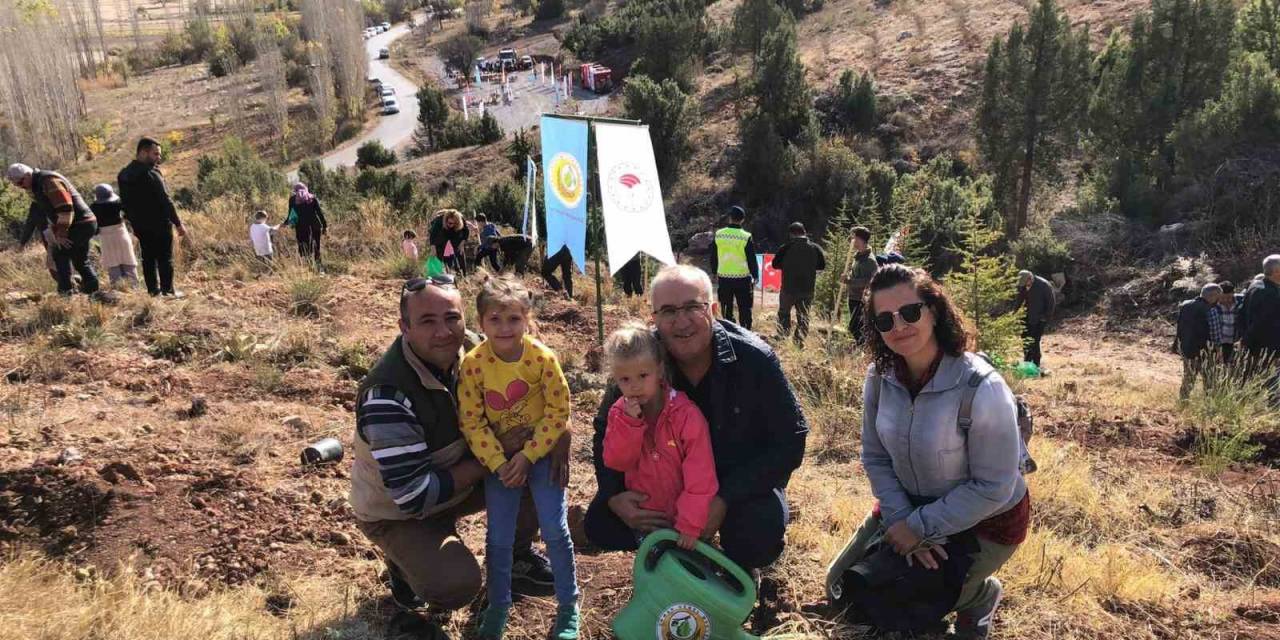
top-left (476, 604), bottom-right (510, 640)
top-left (385, 562), bottom-right (423, 611)
top-left (952, 577), bottom-right (1003, 639)
top-left (512, 547), bottom-right (555, 594)
top-left (161, 290), bottom-right (186, 299)
top-left (548, 603), bottom-right (580, 640)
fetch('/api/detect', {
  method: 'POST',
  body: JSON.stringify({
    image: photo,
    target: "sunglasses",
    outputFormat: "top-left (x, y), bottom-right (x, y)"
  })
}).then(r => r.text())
top-left (402, 274), bottom-right (457, 293)
top-left (872, 302), bottom-right (927, 333)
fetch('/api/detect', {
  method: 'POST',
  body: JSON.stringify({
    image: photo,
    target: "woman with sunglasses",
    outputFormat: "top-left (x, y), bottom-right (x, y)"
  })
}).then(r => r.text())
top-left (825, 264), bottom-right (1030, 640)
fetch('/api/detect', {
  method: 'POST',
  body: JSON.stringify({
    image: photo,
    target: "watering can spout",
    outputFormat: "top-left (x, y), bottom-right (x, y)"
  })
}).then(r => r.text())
top-left (612, 529), bottom-right (761, 640)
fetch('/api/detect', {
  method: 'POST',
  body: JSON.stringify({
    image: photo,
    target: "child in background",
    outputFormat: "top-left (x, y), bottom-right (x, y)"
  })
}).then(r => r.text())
top-left (401, 229), bottom-right (419, 262)
top-left (458, 275), bottom-right (579, 640)
top-left (603, 322), bottom-right (718, 549)
top-left (249, 210), bottom-right (280, 263)
top-left (90, 184), bottom-right (139, 287)
top-left (475, 212), bottom-right (501, 271)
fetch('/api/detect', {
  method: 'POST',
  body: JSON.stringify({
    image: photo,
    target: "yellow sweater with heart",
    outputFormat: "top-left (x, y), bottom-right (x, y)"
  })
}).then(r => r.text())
top-left (459, 335), bottom-right (571, 472)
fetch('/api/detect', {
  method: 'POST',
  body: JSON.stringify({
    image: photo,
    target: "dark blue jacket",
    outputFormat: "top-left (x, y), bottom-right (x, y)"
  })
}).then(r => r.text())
top-left (592, 320), bottom-right (808, 504)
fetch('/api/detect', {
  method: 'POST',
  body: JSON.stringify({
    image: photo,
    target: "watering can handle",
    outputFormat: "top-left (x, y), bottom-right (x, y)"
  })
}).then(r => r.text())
top-left (634, 529), bottom-right (757, 600)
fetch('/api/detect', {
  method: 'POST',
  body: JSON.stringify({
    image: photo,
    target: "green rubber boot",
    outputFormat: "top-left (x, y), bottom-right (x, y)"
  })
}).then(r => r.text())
top-left (477, 605), bottom-right (510, 640)
top-left (549, 603), bottom-right (580, 640)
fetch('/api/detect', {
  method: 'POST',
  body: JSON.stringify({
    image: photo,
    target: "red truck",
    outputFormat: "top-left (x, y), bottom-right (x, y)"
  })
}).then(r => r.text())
top-left (579, 63), bottom-right (613, 94)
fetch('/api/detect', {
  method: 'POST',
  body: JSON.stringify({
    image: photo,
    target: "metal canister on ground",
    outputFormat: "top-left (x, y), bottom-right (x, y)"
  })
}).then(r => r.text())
top-left (301, 437), bottom-right (344, 465)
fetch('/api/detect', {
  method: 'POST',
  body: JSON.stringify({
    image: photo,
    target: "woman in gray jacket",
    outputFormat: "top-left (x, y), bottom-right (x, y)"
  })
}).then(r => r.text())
top-left (826, 264), bottom-right (1031, 640)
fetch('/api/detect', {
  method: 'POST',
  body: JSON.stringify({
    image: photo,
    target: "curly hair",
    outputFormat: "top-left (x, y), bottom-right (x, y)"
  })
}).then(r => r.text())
top-left (863, 264), bottom-right (973, 374)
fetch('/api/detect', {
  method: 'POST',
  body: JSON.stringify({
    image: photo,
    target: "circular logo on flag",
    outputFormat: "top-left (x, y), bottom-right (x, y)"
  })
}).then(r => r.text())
top-left (606, 162), bottom-right (656, 215)
top-left (549, 152), bottom-right (584, 208)
top-left (655, 603), bottom-right (710, 640)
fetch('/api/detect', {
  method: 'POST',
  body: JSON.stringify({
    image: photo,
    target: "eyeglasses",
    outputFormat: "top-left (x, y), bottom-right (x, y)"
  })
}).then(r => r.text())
top-left (402, 274), bottom-right (456, 294)
top-left (655, 301), bottom-right (710, 323)
top-left (873, 302), bottom-right (926, 333)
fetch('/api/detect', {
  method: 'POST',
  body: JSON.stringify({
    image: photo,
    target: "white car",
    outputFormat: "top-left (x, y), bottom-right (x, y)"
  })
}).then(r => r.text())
top-left (380, 21), bottom-right (391, 30)
top-left (381, 97), bottom-right (400, 115)
top-left (379, 86), bottom-right (396, 97)
top-left (379, 47), bottom-right (390, 59)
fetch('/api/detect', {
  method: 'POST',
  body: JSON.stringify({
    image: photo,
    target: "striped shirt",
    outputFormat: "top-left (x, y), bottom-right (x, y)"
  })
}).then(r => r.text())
top-left (355, 385), bottom-right (455, 518)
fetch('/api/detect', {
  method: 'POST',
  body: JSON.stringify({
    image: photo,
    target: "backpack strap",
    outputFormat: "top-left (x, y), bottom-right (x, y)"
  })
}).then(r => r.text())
top-left (957, 370), bottom-right (994, 431)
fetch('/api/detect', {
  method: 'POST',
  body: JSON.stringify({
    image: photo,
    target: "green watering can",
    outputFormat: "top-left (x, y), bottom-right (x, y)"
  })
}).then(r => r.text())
top-left (613, 529), bottom-right (759, 640)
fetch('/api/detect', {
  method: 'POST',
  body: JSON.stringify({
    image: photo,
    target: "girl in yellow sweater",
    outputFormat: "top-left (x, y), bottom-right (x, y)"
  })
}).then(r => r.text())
top-left (459, 274), bottom-right (578, 640)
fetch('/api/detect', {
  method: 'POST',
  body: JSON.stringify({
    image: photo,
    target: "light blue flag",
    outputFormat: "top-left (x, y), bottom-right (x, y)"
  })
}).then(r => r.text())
top-left (540, 116), bottom-right (588, 272)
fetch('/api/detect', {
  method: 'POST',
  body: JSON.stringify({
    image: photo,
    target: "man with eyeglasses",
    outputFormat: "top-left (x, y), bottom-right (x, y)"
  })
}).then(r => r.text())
top-left (585, 265), bottom-right (809, 587)
top-left (348, 275), bottom-right (570, 623)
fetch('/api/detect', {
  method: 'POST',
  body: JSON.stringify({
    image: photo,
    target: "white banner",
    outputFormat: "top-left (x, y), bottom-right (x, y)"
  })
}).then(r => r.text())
top-left (594, 122), bottom-right (675, 274)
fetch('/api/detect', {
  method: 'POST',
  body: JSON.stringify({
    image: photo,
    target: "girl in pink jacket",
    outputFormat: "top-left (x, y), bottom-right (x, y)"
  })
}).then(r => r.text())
top-left (603, 322), bottom-right (718, 549)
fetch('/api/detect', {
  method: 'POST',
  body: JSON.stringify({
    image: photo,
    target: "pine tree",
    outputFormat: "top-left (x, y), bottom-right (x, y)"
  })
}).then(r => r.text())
top-left (1240, 0), bottom-right (1280, 69)
top-left (623, 75), bottom-right (696, 184)
top-left (507, 128), bottom-right (535, 179)
top-left (976, 0), bottom-right (1091, 239)
top-left (1086, 0), bottom-right (1236, 219)
top-left (413, 84), bottom-right (450, 153)
top-left (732, 0), bottom-right (792, 60)
top-left (752, 25), bottom-right (817, 145)
top-left (945, 209), bottom-right (1026, 365)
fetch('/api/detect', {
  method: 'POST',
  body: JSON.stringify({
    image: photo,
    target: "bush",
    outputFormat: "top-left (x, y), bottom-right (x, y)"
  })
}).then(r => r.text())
top-left (1012, 226), bottom-right (1072, 276)
top-left (623, 75), bottom-right (695, 184)
top-left (476, 181), bottom-right (522, 225)
top-left (195, 137), bottom-right (287, 208)
top-left (356, 140), bottom-right (398, 168)
top-left (536, 0), bottom-right (566, 19)
top-left (356, 169), bottom-right (417, 210)
top-left (287, 274), bottom-right (330, 317)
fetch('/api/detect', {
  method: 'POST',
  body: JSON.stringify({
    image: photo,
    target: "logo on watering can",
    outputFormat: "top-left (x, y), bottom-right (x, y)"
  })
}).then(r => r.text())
top-left (656, 603), bottom-right (710, 640)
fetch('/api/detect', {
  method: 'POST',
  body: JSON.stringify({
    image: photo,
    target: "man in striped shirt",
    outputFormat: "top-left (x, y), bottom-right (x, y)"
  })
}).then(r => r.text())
top-left (350, 276), bottom-right (567, 619)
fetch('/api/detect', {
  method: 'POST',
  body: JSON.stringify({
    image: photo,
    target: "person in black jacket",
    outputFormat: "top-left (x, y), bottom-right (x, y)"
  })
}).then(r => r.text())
top-left (495, 233), bottom-right (534, 274)
top-left (585, 265), bottom-right (808, 572)
top-left (617, 255), bottom-right (644, 298)
top-left (1175, 283), bottom-right (1221, 400)
top-left (1244, 256), bottom-right (1280, 401)
top-left (772, 222), bottom-right (826, 344)
top-left (1014, 270), bottom-right (1057, 368)
top-left (118, 137), bottom-right (186, 296)
top-left (428, 209), bottom-right (469, 275)
top-left (542, 245), bottom-right (574, 299)
top-left (288, 182), bottom-right (328, 271)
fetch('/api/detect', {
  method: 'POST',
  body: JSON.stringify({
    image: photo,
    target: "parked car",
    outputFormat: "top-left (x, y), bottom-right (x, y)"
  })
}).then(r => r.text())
top-left (379, 86), bottom-right (395, 97)
top-left (368, 75), bottom-right (381, 85)
top-left (519, 55), bottom-right (534, 70)
top-left (379, 47), bottom-right (390, 59)
top-left (381, 97), bottom-right (400, 115)
top-left (380, 21), bottom-right (391, 30)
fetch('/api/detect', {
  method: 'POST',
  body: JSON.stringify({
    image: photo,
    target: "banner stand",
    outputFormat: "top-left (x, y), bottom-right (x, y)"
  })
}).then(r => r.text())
top-left (541, 113), bottom-right (643, 345)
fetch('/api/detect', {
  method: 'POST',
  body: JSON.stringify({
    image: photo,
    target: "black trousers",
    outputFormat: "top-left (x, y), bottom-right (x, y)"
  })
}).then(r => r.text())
top-left (847, 298), bottom-right (866, 343)
top-left (136, 227), bottom-right (175, 295)
top-left (542, 249), bottom-right (573, 298)
top-left (1023, 320), bottom-right (1047, 366)
top-left (718, 278), bottom-right (754, 330)
top-left (502, 246), bottom-right (533, 275)
top-left (778, 291), bottom-right (812, 343)
top-left (619, 258), bottom-right (644, 297)
top-left (583, 489), bottom-right (788, 570)
top-left (52, 222), bottom-right (99, 295)
top-left (297, 224), bottom-right (323, 267)
top-left (476, 245), bottom-right (501, 271)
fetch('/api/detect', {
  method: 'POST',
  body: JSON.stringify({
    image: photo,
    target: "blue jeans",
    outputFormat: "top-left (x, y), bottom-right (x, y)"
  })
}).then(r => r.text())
top-left (485, 457), bottom-right (579, 608)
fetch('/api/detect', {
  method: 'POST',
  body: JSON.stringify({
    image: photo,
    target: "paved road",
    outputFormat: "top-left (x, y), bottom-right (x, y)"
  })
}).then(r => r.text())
top-left (304, 19), bottom-right (422, 174)
top-left (297, 15), bottom-right (612, 177)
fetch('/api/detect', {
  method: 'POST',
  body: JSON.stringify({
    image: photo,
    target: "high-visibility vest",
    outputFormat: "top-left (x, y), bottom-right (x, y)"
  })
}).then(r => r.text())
top-left (715, 227), bottom-right (752, 278)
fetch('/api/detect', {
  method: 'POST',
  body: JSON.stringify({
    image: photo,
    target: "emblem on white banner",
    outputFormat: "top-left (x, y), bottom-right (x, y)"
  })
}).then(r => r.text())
top-left (605, 163), bottom-right (657, 215)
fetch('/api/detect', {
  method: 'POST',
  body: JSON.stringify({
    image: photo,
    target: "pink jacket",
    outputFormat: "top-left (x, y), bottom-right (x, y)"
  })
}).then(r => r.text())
top-left (604, 388), bottom-right (719, 538)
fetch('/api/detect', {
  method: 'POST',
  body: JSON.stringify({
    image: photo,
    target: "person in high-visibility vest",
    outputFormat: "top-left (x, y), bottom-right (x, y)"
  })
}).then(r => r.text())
top-left (709, 205), bottom-right (759, 330)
